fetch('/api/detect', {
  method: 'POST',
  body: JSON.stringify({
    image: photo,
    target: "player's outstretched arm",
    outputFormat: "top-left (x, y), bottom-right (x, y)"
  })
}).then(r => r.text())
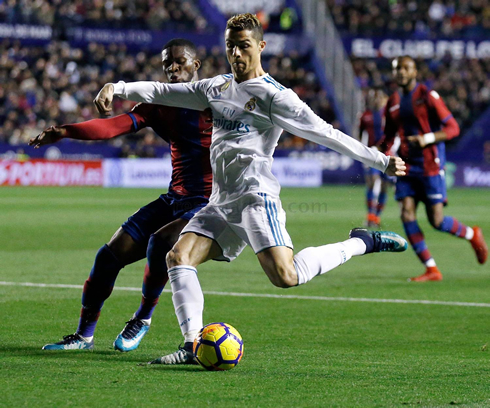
top-left (95, 79), bottom-right (211, 113)
top-left (270, 89), bottom-right (393, 172)
top-left (28, 113), bottom-right (141, 148)
top-left (385, 156), bottom-right (406, 176)
top-left (28, 126), bottom-right (66, 148)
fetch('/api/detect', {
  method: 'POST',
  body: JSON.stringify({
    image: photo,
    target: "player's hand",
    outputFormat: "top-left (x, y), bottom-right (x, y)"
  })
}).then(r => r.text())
top-left (385, 156), bottom-right (406, 177)
top-left (407, 135), bottom-right (426, 148)
top-left (94, 83), bottom-right (115, 116)
top-left (28, 126), bottom-right (66, 148)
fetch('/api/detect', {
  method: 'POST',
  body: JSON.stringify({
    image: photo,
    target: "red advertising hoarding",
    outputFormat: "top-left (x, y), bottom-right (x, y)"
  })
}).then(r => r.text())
top-left (0, 159), bottom-right (103, 186)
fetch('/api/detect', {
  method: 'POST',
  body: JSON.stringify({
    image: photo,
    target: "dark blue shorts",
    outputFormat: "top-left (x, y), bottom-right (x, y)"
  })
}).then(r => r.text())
top-left (121, 191), bottom-right (209, 245)
top-left (395, 173), bottom-right (447, 206)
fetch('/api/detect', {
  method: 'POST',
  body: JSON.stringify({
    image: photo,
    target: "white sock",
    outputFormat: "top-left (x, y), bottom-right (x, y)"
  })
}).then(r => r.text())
top-left (465, 227), bottom-right (474, 241)
top-left (293, 238), bottom-right (365, 285)
top-left (78, 334), bottom-right (93, 342)
top-left (168, 265), bottom-right (203, 342)
top-left (133, 314), bottom-right (151, 326)
top-left (425, 258), bottom-right (436, 267)
top-left (184, 330), bottom-right (200, 344)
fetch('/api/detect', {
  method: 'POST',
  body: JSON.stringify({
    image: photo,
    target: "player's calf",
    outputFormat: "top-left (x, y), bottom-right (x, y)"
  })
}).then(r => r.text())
top-left (257, 247), bottom-right (297, 288)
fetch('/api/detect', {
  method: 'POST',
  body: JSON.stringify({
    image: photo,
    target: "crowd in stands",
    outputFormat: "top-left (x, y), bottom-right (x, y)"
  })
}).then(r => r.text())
top-left (328, 0), bottom-right (490, 39)
top-left (352, 56), bottom-right (490, 136)
top-left (0, 0), bottom-right (210, 32)
top-left (0, 39), bottom-right (337, 154)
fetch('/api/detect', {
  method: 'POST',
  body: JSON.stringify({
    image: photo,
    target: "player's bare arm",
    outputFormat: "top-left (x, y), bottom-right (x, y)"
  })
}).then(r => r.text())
top-left (94, 83), bottom-right (115, 116)
top-left (28, 126), bottom-right (67, 148)
top-left (407, 130), bottom-right (448, 148)
top-left (385, 156), bottom-right (406, 176)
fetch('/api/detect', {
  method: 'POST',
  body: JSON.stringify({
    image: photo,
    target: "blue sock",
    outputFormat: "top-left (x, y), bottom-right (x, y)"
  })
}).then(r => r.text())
top-left (134, 234), bottom-right (170, 320)
top-left (436, 216), bottom-right (468, 238)
top-left (376, 191), bottom-right (387, 217)
top-left (403, 221), bottom-right (432, 264)
top-left (77, 244), bottom-right (123, 337)
top-left (366, 188), bottom-right (375, 214)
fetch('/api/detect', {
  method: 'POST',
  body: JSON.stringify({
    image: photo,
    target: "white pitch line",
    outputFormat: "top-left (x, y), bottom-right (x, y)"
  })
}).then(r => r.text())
top-left (1, 281), bottom-right (490, 308)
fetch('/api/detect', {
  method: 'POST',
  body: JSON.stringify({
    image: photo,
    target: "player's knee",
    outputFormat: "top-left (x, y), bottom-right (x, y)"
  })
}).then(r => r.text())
top-left (401, 208), bottom-right (415, 223)
top-left (166, 247), bottom-right (188, 268)
top-left (429, 214), bottom-right (444, 229)
top-left (268, 265), bottom-right (297, 288)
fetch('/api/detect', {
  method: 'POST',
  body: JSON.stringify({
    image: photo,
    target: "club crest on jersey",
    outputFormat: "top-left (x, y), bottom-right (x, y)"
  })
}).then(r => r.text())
top-left (221, 81), bottom-right (231, 92)
top-left (244, 97), bottom-right (257, 112)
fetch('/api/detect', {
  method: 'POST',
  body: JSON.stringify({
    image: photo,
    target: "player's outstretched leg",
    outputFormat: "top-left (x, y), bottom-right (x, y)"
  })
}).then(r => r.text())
top-left (43, 244), bottom-right (124, 350)
top-left (291, 229), bottom-right (407, 287)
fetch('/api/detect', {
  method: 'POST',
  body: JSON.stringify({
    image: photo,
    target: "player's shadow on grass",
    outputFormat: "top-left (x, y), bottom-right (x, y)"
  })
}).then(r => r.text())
top-left (3, 345), bottom-right (156, 363)
top-left (144, 365), bottom-right (204, 372)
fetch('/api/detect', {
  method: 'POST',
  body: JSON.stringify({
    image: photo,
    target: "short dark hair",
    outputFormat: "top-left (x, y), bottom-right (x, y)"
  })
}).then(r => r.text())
top-left (162, 38), bottom-right (197, 56)
top-left (226, 13), bottom-right (263, 42)
top-left (396, 55), bottom-right (416, 67)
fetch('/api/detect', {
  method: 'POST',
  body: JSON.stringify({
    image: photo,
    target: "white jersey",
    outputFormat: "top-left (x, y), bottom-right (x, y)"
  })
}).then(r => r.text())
top-left (112, 74), bottom-right (389, 204)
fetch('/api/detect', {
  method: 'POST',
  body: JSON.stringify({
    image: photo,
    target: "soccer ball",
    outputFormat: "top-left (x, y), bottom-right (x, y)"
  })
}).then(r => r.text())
top-left (193, 322), bottom-right (244, 371)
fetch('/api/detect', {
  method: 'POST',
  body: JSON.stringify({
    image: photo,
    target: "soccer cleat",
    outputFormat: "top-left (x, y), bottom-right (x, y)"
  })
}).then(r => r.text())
top-left (470, 226), bottom-right (488, 265)
top-left (410, 266), bottom-right (443, 282)
top-left (113, 317), bottom-right (151, 352)
top-left (349, 228), bottom-right (408, 253)
top-left (42, 333), bottom-right (94, 350)
top-left (147, 342), bottom-right (198, 365)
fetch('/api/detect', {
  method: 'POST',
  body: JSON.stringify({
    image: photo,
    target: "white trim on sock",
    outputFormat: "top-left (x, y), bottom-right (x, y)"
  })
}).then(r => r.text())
top-left (425, 258), bottom-right (436, 267)
top-left (465, 227), bottom-right (474, 241)
top-left (79, 334), bottom-right (93, 342)
top-left (184, 329), bottom-right (199, 343)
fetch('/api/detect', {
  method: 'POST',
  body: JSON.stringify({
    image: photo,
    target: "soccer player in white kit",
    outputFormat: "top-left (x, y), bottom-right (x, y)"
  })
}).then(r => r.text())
top-left (94, 13), bottom-right (407, 364)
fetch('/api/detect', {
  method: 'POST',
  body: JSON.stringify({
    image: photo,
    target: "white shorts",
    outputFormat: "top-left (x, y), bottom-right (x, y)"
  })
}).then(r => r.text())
top-left (181, 193), bottom-right (293, 261)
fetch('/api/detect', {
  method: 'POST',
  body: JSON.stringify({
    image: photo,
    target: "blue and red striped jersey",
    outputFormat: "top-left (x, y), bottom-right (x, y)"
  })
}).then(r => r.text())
top-left (359, 108), bottom-right (384, 148)
top-left (380, 84), bottom-right (459, 176)
top-left (128, 103), bottom-right (212, 198)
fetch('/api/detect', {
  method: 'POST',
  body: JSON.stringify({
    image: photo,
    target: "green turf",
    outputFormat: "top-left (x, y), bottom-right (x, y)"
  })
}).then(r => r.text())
top-left (1, 186), bottom-right (489, 407)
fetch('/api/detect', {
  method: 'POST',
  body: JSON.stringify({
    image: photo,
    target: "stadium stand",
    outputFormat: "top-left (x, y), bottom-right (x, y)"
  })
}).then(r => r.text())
top-left (327, 0), bottom-right (490, 39)
top-left (0, 38), bottom-right (335, 151)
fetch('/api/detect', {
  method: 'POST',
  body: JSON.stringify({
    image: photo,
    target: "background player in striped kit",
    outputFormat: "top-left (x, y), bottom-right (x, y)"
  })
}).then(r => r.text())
top-left (379, 56), bottom-right (488, 282)
top-left (32, 39), bottom-right (211, 354)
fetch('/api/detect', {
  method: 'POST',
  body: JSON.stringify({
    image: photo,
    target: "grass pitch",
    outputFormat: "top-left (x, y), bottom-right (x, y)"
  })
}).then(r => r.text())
top-left (1, 186), bottom-right (489, 407)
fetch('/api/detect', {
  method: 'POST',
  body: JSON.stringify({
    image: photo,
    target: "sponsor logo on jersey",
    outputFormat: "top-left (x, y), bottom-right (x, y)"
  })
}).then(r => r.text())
top-left (213, 117), bottom-right (251, 133)
top-left (244, 97), bottom-right (257, 112)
